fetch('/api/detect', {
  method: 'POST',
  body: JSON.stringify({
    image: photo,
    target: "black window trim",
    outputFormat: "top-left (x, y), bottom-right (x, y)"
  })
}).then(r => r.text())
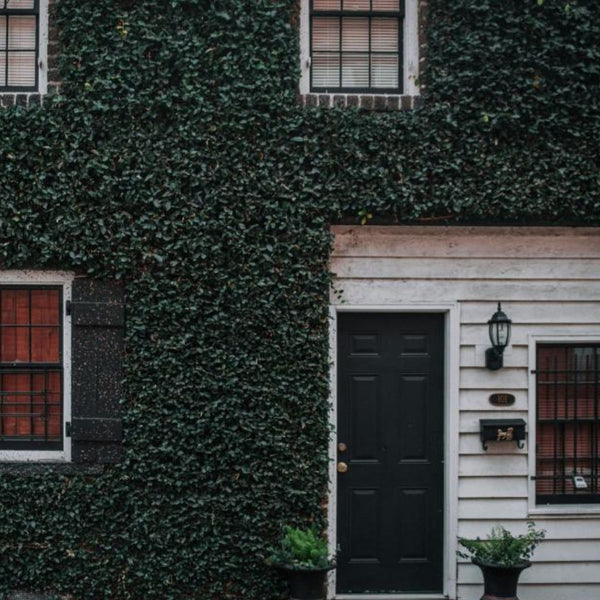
top-left (0, 0), bottom-right (40, 92)
top-left (309, 0), bottom-right (404, 94)
top-left (0, 284), bottom-right (64, 451)
top-left (535, 342), bottom-right (600, 505)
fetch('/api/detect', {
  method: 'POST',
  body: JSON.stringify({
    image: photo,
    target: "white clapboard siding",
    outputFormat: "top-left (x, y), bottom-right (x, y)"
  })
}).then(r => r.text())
top-left (459, 562), bottom-right (600, 584)
top-left (332, 257), bottom-right (600, 280)
top-left (459, 498), bottom-right (528, 519)
top-left (460, 367), bottom-right (528, 390)
top-left (332, 226), bottom-right (600, 258)
top-left (455, 539), bottom-right (600, 563)
top-left (460, 345), bottom-right (529, 368)
top-left (459, 476), bottom-right (528, 498)
top-left (458, 519), bottom-right (600, 540)
top-left (331, 226), bottom-right (600, 599)
top-left (460, 454), bottom-right (528, 477)
top-left (461, 323), bottom-right (600, 345)
top-left (461, 301), bottom-right (600, 324)
top-left (457, 583), bottom-right (600, 600)
top-left (460, 433), bottom-right (527, 455)
top-left (460, 389), bottom-right (528, 411)
top-left (332, 279), bottom-right (600, 304)
top-left (459, 411), bottom-right (528, 433)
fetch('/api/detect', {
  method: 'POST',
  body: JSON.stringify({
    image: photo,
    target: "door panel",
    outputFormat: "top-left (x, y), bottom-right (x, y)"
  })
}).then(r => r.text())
top-left (337, 312), bottom-right (444, 594)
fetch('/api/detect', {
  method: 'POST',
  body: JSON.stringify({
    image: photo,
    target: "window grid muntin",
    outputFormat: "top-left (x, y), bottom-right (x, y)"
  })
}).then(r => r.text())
top-left (0, 285), bottom-right (63, 450)
top-left (536, 344), bottom-right (600, 504)
top-left (310, 0), bottom-right (403, 93)
top-left (0, 0), bottom-right (39, 92)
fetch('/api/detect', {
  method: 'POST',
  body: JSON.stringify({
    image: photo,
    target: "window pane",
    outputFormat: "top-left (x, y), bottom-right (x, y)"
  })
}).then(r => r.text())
top-left (31, 327), bottom-right (59, 362)
top-left (1, 290), bottom-right (29, 325)
top-left (6, 0), bottom-right (35, 9)
top-left (371, 18), bottom-right (398, 52)
top-left (342, 53), bottom-right (368, 87)
top-left (8, 15), bottom-right (36, 49)
top-left (0, 17), bottom-right (6, 48)
top-left (342, 17), bottom-right (368, 51)
top-left (371, 54), bottom-right (398, 87)
top-left (312, 53), bottom-right (340, 87)
top-left (536, 345), bottom-right (600, 501)
top-left (313, 0), bottom-right (341, 8)
top-left (7, 50), bottom-right (35, 86)
top-left (0, 52), bottom-right (5, 86)
top-left (1, 373), bottom-right (32, 437)
top-left (372, 0), bottom-right (400, 10)
top-left (1, 327), bottom-right (29, 362)
top-left (344, 0), bottom-right (370, 9)
top-left (31, 290), bottom-right (59, 325)
top-left (312, 17), bottom-right (339, 52)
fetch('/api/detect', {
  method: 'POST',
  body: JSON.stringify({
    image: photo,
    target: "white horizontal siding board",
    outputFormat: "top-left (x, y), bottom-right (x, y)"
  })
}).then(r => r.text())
top-left (331, 280), bottom-right (600, 305)
top-left (458, 476), bottom-right (528, 498)
top-left (332, 257), bottom-right (600, 280)
top-left (457, 583), bottom-right (600, 600)
top-left (460, 345), bottom-right (528, 368)
top-left (461, 323), bottom-right (600, 345)
top-left (460, 411), bottom-right (528, 433)
top-left (460, 433), bottom-right (527, 455)
top-left (458, 498), bottom-right (528, 520)
top-left (459, 562), bottom-right (600, 584)
top-left (458, 519), bottom-right (600, 540)
top-left (460, 454), bottom-right (528, 477)
top-left (527, 539), bottom-right (600, 562)
top-left (460, 367), bottom-right (528, 390)
top-left (331, 226), bottom-right (600, 259)
top-left (461, 302), bottom-right (600, 324)
top-left (459, 389), bottom-right (528, 411)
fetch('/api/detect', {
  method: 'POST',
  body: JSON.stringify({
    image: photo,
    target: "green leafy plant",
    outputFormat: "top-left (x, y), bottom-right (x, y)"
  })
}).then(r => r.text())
top-left (458, 522), bottom-right (545, 567)
top-left (268, 525), bottom-right (334, 570)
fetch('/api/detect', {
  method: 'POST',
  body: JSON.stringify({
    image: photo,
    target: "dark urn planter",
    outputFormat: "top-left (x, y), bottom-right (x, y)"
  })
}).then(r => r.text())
top-left (276, 565), bottom-right (335, 600)
top-left (473, 558), bottom-right (531, 600)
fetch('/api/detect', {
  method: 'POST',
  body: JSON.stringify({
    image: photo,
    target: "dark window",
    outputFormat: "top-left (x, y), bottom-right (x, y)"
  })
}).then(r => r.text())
top-left (310, 0), bottom-right (403, 93)
top-left (0, 0), bottom-right (39, 92)
top-left (536, 344), bottom-right (600, 504)
top-left (0, 286), bottom-right (62, 450)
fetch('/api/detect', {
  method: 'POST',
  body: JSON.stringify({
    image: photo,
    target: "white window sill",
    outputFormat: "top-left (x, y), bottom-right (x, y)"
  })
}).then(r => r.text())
top-left (529, 505), bottom-right (600, 517)
top-left (299, 93), bottom-right (422, 110)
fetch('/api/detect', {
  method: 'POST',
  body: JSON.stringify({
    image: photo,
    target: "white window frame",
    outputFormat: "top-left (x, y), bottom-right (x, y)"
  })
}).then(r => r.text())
top-left (0, 0), bottom-right (48, 95)
top-left (528, 334), bottom-right (600, 516)
top-left (0, 270), bottom-right (72, 463)
top-left (299, 0), bottom-right (420, 97)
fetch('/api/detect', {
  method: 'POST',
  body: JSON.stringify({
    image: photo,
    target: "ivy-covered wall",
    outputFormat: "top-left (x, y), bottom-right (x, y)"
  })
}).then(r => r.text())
top-left (0, 0), bottom-right (598, 598)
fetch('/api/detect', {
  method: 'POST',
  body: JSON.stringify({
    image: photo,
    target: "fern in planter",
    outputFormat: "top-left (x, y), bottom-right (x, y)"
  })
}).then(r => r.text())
top-left (458, 522), bottom-right (545, 568)
top-left (268, 525), bottom-right (334, 570)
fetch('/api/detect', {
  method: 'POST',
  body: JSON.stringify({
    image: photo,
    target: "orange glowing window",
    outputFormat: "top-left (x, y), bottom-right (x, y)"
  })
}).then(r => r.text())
top-left (0, 287), bottom-right (62, 448)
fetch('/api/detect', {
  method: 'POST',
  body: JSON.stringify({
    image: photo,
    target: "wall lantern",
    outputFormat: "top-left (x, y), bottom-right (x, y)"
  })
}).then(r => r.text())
top-left (486, 302), bottom-right (512, 370)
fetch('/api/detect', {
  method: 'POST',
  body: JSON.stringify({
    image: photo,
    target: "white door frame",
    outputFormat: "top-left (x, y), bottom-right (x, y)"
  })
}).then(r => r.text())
top-left (327, 303), bottom-right (460, 600)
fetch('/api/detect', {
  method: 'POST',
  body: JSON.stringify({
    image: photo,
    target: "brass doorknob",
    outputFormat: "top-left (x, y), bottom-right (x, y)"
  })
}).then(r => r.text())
top-left (337, 462), bottom-right (348, 473)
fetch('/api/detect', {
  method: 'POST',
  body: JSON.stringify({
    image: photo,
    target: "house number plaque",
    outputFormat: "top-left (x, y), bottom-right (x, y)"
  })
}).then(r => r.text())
top-left (489, 393), bottom-right (515, 407)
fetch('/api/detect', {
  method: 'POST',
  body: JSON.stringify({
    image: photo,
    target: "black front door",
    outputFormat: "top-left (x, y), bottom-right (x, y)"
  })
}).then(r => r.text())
top-left (336, 312), bottom-right (444, 594)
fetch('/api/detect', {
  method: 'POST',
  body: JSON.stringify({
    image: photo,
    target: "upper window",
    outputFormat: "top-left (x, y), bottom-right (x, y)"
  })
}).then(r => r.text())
top-left (0, 286), bottom-right (63, 450)
top-left (310, 0), bottom-right (404, 93)
top-left (536, 344), bottom-right (600, 504)
top-left (0, 0), bottom-right (41, 92)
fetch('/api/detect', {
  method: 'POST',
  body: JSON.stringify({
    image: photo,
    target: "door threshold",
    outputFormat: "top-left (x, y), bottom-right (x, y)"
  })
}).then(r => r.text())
top-left (335, 595), bottom-right (447, 600)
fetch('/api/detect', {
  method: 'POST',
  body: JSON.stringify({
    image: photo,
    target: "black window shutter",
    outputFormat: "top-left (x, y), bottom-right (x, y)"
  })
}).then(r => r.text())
top-left (70, 279), bottom-right (124, 464)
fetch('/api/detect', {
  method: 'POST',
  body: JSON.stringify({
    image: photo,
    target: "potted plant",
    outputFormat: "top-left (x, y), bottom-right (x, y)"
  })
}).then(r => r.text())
top-left (267, 525), bottom-right (336, 600)
top-left (458, 522), bottom-right (545, 600)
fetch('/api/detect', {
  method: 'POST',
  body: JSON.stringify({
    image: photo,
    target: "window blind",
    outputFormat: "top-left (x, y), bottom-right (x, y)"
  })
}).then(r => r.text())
top-left (536, 345), bottom-right (600, 503)
top-left (0, 0), bottom-right (38, 90)
top-left (311, 0), bottom-right (402, 92)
